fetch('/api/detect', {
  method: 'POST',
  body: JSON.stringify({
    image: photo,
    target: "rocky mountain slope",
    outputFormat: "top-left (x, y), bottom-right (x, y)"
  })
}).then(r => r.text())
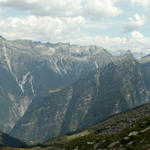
top-left (10, 51), bottom-right (150, 142)
top-left (49, 103), bottom-right (150, 150)
top-left (2, 103), bottom-right (150, 150)
top-left (0, 36), bottom-right (114, 132)
top-left (140, 54), bottom-right (150, 64)
top-left (0, 130), bottom-right (26, 148)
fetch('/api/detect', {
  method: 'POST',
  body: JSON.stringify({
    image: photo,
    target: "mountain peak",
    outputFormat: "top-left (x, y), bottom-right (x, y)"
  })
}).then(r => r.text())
top-left (140, 54), bottom-right (150, 64)
top-left (123, 50), bottom-right (133, 56)
top-left (116, 50), bottom-right (136, 63)
top-left (0, 35), bottom-right (6, 40)
top-left (142, 54), bottom-right (150, 59)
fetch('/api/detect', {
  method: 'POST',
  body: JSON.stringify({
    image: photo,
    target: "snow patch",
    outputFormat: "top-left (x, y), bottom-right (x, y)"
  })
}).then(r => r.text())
top-left (29, 75), bottom-right (35, 96)
top-left (19, 72), bottom-right (30, 93)
top-left (95, 61), bottom-right (99, 68)
top-left (19, 96), bottom-right (32, 117)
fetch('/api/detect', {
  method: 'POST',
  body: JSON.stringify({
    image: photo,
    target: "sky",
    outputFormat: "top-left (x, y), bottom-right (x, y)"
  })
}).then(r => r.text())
top-left (0, 0), bottom-right (150, 54)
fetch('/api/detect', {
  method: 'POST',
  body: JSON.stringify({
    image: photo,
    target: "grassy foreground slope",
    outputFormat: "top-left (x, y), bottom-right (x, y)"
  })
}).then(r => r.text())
top-left (2, 103), bottom-right (150, 150)
top-left (44, 103), bottom-right (150, 150)
top-left (62, 115), bottom-right (150, 150)
top-left (0, 147), bottom-right (56, 150)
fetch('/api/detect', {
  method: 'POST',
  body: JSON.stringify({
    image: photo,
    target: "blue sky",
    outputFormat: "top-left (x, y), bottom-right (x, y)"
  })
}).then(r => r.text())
top-left (0, 0), bottom-right (150, 54)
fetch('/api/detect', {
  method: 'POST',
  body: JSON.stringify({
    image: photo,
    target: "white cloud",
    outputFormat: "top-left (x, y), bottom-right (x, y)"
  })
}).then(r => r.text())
top-left (128, 31), bottom-right (150, 53)
top-left (69, 31), bottom-right (150, 54)
top-left (121, 14), bottom-right (146, 33)
top-left (0, 16), bottom-right (85, 42)
top-left (84, 0), bottom-right (122, 20)
top-left (0, 0), bottom-right (82, 17)
top-left (0, 7), bottom-right (5, 14)
top-left (130, 0), bottom-right (150, 7)
top-left (0, 0), bottom-right (122, 19)
top-left (0, 15), bottom-right (149, 54)
top-left (131, 31), bottom-right (144, 39)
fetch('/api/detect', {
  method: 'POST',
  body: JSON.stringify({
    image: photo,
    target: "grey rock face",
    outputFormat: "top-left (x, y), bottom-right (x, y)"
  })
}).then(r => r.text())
top-left (0, 130), bottom-right (26, 147)
top-left (0, 36), bottom-right (114, 132)
top-left (10, 53), bottom-right (150, 142)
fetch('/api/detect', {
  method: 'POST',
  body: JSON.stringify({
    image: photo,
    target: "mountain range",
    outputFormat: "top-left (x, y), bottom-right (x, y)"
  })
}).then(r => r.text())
top-left (0, 36), bottom-right (114, 133)
top-left (10, 51), bottom-right (150, 142)
top-left (0, 35), bottom-right (150, 147)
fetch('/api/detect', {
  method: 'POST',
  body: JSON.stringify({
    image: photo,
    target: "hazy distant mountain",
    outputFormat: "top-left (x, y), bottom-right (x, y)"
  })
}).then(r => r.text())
top-left (140, 54), bottom-right (150, 64)
top-left (0, 36), bottom-right (114, 132)
top-left (111, 49), bottom-right (146, 59)
top-left (10, 51), bottom-right (150, 142)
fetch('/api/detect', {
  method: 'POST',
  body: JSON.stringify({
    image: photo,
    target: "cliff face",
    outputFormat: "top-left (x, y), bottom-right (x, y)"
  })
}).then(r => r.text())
top-left (0, 37), bottom-right (114, 133)
top-left (10, 52), bottom-right (150, 142)
top-left (0, 130), bottom-right (26, 148)
top-left (1, 36), bottom-right (150, 144)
